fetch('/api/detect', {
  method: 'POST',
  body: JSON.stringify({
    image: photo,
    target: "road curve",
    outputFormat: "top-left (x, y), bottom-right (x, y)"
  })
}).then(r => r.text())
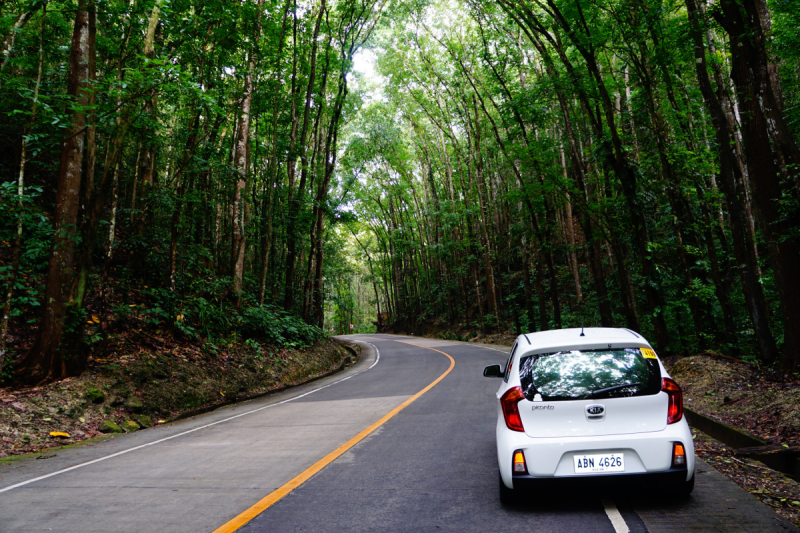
top-left (0, 334), bottom-right (796, 532)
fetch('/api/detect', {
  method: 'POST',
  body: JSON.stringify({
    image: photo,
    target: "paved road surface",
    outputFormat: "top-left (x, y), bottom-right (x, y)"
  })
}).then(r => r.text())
top-left (0, 334), bottom-right (796, 532)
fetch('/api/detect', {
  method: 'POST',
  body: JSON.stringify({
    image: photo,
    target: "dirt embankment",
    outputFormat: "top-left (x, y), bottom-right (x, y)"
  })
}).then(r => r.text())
top-left (667, 354), bottom-right (800, 447)
top-left (0, 338), bottom-right (352, 459)
top-left (647, 354), bottom-right (800, 526)
top-left (663, 354), bottom-right (800, 526)
top-left (388, 320), bottom-right (518, 346)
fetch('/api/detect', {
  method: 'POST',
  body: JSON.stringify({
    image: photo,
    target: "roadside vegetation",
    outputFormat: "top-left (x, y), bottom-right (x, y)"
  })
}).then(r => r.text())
top-left (3, 0), bottom-right (799, 381)
top-left (0, 0), bottom-right (396, 388)
top-left (0, 0), bottom-right (379, 456)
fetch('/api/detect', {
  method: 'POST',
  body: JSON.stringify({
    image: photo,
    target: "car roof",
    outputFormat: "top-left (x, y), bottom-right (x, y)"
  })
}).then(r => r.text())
top-left (515, 327), bottom-right (653, 355)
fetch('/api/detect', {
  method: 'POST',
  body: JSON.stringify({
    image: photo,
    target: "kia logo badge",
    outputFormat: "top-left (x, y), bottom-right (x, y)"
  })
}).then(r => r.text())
top-left (587, 405), bottom-right (605, 415)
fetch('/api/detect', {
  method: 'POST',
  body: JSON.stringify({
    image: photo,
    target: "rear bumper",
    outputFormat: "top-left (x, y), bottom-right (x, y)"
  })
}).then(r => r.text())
top-left (511, 466), bottom-right (689, 491)
top-left (497, 416), bottom-right (695, 489)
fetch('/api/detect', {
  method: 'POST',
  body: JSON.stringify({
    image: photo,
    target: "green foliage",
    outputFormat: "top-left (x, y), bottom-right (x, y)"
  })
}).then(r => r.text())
top-left (0, 182), bottom-right (51, 320)
top-left (772, 0), bottom-right (800, 134)
top-left (83, 388), bottom-right (105, 404)
top-left (240, 306), bottom-right (325, 347)
top-left (184, 297), bottom-right (230, 338)
top-left (1, 0), bottom-right (799, 381)
top-left (329, 0), bottom-right (800, 366)
top-left (439, 330), bottom-right (469, 342)
top-left (1, 359), bottom-right (14, 384)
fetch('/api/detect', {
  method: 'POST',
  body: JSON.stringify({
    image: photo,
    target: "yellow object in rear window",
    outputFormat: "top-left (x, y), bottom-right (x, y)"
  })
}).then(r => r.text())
top-left (641, 348), bottom-right (657, 359)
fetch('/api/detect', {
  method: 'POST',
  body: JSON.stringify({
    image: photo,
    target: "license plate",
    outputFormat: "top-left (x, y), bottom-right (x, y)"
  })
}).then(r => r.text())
top-left (573, 453), bottom-right (624, 473)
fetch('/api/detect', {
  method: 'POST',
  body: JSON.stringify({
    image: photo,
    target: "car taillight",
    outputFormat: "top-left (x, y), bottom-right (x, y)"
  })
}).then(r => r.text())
top-left (662, 378), bottom-right (683, 424)
top-left (672, 442), bottom-right (686, 467)
top-left (501, 387), bottom-right (525, 432)
top-left (513, 450), bottom-right (528, 473)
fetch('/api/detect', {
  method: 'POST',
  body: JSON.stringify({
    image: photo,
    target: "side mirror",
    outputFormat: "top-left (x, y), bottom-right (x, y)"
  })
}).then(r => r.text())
top-left (483, 364), bottom-right (504, 378)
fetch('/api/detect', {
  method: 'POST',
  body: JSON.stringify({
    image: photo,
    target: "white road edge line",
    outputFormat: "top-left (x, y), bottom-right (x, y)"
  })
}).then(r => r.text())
top-left (601, 498), bottom-right (630, 533)
top-left (0, 341), bottom-right (382, 494)
top-left (367, 342), bottom-right (380, 369)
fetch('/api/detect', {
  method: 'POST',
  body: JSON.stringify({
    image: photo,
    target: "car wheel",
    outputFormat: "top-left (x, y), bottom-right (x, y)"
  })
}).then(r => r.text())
top-left (499, 473), bottom-right (517, 505)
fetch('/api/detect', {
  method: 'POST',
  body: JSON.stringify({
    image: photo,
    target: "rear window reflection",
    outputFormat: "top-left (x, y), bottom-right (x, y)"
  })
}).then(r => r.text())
top-left (518, 348), bottom-right (661, 401)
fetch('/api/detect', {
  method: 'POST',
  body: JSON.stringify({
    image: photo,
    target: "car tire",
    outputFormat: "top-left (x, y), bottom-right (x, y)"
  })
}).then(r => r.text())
top-left (499, 473), bottom-right (517, 505)
top-left (672, 474), bottom-right (695, 498)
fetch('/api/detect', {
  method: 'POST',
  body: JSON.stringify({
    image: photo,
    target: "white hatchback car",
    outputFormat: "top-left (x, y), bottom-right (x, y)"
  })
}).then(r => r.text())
top-left (484, 327), bottom-right (695, 503)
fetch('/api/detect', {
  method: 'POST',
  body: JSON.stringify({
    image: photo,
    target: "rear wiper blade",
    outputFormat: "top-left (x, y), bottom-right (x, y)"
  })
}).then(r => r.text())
top-left (588, 383), bottom-right (642, 398)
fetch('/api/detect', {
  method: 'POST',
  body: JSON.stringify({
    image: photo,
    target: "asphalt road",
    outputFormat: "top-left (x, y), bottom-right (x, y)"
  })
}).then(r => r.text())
top-left (0, 334), bottom-right (797, 532)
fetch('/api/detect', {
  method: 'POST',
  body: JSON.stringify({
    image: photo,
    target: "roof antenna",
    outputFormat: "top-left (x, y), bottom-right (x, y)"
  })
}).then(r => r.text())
top-left (580, 317), bottom-right (585, 337)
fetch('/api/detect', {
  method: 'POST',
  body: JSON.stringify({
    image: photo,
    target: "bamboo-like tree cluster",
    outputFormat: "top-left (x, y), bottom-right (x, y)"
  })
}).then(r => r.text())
top-left (0, 0), bottom-right (391, 383)
top-left (2, 0), bottom-right (799, 382)
top-left (345, 0), bottom-right (800, 370)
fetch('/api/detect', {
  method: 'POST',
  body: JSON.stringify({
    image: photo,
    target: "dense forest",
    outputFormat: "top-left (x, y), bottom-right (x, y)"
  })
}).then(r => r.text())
top-left (344, 0), bottom-right (800, 371)
top-left (0, 0), bottom-right (397, 384)
top-left (1, 0), bottom-right (799, 386)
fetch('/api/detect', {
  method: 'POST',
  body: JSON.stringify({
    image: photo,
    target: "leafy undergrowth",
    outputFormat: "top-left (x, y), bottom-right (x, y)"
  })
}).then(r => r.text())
top-left (693, 429), bottom-right (800, 527)
top-left (465, 331), bottom-right (518, 346)
top-left (668, 354), bottom-right (800, 447)
top-left (0, 245), bottom-right (340, 460)
top-left (0, 335), bottom-right (350, 459)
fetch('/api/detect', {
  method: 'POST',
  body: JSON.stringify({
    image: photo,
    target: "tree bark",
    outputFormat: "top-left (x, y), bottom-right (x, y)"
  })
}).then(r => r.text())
top-left (685, 0), bottom-right (779, 362)
top-left (560, 147), bottom-right (583, 304)
top-left (232, 61), bottom-right (254, 301)
top-left (17, 1), bottom-right (91, 384)
top-left (283, 0), bottom-right (326, 312)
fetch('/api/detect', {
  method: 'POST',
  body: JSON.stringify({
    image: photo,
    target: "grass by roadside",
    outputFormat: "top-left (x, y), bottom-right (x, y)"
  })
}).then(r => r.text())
top-left (667, 354), bottom-right (800, 447)
top-left (0, 434), bottom-right (115, 466)
top-left (0, 337), bottom-right (352, 459)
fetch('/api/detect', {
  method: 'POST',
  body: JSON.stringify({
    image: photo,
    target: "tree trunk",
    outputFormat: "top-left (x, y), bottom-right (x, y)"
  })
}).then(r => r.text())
top-left (70, 2), bottom-right (100, 312)
top-left (258, 0), bottom-right (293, 305)
top-left (232, 61), bottom-right (254, 301)
top-left (281, 7), bottom-right (302, 311)
top-left (534, 249), bottom-right (548, 331)
top-left (17, 1), bottom-right (91, 384)
top-left (520, 235), bottom-right (536, 331)
top-left (560, 146), bottom-right (583, 303)
top-left (685, 0), bottom-right (779, 363)
top-left (284, 0), bottom-right (326, 312)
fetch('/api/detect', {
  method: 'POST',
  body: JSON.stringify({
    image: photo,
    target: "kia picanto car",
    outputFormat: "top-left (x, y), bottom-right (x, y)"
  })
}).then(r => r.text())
top-left (484, 327), bottom-right (695, 503)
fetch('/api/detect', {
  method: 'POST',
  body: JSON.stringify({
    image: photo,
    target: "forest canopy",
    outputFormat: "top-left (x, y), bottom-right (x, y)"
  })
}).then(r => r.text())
top-left (342, 0), bottom-right (800, 371)
top-left (1, 0), bottom-right (799, 385)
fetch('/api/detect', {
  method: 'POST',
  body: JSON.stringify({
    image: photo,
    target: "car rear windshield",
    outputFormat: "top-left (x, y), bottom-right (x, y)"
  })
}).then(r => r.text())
top-left (518, 348), bottom-right (661, 401)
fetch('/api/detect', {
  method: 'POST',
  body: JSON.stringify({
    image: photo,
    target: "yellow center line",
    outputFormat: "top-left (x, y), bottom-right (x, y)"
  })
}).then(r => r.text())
top-left (212, 340), bottom-right (455, 533)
